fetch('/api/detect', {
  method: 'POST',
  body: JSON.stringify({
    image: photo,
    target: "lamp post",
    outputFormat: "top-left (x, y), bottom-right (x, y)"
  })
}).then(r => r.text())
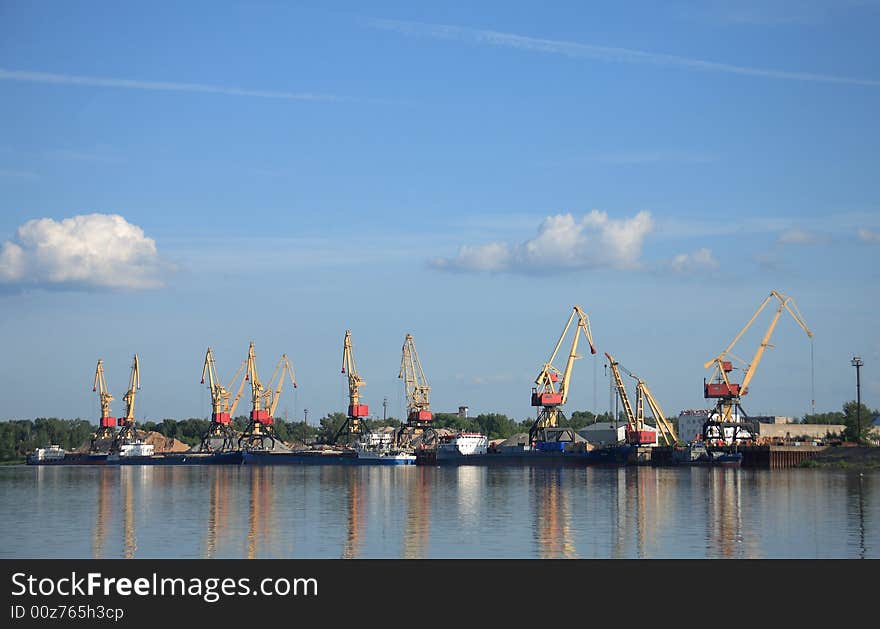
top-left (851, 357), bottom-right (863, 446)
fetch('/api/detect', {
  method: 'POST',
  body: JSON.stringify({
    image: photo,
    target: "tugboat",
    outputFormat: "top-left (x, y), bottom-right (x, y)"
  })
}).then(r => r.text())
top-left (672, 441), bottom-right (742, 467)
top-left (351, 432), bottom-right (416, 465)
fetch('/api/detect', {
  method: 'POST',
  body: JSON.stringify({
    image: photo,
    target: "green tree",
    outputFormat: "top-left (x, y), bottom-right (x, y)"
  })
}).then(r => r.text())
top-left (317, 412), bottom-right (348, 443)
top-left (842, 401), bottom-right (878, 444)
top-left (802, 411), bottom-right (846, 425)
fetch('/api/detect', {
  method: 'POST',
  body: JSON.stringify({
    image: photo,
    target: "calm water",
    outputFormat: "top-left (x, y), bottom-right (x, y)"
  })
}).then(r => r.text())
top-left (0, 465), bottom-right (877, 558)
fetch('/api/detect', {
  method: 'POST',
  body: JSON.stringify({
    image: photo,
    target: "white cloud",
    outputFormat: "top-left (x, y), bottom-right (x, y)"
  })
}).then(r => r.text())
top-left (671, 248), bottom-right (720, 273)
top-left (0, 68), bottom-right (339, 102)
top-left (0, 213), bottom-right (165, 290)
top-left (368, 17), bottom-right (880, 87)
top-left (778, 228), bottom-right (821, 244)
top-left (431, 210), bottom-right (654, 273)
top-left (858, 227), bottom-right (880, 243)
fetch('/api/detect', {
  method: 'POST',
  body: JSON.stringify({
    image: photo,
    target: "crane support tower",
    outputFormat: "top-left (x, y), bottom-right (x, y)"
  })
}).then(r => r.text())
top-left (237, 342), bottom-right (296, 451)
top-left (605, 352), bottom-right (678, 447)
top-left (91, 359), bottom-right (116, 451)
top-left (529, 305), bottom-right (597, 445)
top-left (112, 354), bottom-right (141, 451)
top-left (702, 289), bottom-right (813, 443)
top-left (199, 348), bottom-right (246, 452)
top-left (400, 333), bottom-right (432, 428)
top-left (332, 330), bottom-right (368, 445)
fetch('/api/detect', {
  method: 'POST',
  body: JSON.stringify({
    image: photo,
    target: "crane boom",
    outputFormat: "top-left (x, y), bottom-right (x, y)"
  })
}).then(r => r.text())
top-left (607, 352), bottom-right (678, 446)
top-left (399, 333), bottom-right (432, 426)
top-left (120, 354), bottom-right (140, 426)
top-left (637, 381), bottom-right (678, 446)
top-left (605, 352), bottom-right (639, 434)
top-left (227, 359), bottom-right (247, 417)
top-left (266, 354), bottom-right (297, 418)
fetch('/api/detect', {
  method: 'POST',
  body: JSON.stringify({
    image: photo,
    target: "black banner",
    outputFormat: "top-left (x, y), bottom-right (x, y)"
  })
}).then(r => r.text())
top-left (1, 559), bottom-right (874, 625)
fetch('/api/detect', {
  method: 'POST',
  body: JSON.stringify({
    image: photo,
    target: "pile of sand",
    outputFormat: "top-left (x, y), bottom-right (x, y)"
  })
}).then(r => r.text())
top-left (141, 431), bottom-right (189, 453)
top-left (74, 430), bottom-right (190, 453)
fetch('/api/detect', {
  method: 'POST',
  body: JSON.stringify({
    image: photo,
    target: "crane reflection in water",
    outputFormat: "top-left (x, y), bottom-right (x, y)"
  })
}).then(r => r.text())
top-left (531, 468), bottom-right (577, 559)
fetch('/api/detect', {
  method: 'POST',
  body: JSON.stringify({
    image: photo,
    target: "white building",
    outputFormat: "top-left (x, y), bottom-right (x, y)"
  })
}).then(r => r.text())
top-left (576, 422), bottom-right (658, 446)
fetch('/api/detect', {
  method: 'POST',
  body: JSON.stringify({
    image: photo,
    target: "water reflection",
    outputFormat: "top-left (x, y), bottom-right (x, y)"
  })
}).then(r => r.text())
top-left (343, 468), bottom-right (364, 559)
top-left (123, 469), bottom-right (137, 559)
top-left (206, 469), bottom-right (230, 559)
top-left (847, 473), bottom-right (868, 560)
top-left (93, 468), bottom-right (114, 559)
top-left (403, 468), bottom-right (431, 559)
top-left (705, 469), bottom-right (744, 559)
top-left (6, 465), bottom-right (877, 559)
top-left (532, 469), bottom-right (577, 559)
top-left (247, 467), bottom-right (275, 559)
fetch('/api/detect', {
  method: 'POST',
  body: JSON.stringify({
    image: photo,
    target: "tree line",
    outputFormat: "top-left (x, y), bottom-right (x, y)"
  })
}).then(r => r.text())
top-left (1, 401), bottom-right (875, 462)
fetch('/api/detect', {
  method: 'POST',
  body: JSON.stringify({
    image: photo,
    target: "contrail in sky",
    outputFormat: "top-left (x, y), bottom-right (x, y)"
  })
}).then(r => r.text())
top-left (0, 68), bottom-right (340, 101)
top-left (368, 17), bottom-right (880, 87)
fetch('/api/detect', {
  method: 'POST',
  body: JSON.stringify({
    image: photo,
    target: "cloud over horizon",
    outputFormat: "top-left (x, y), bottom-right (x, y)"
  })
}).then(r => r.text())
top-left (670, 247), bottom-right (720, 273)
top-left (431, 210), bottom-right (654, 273)
top-left (858, 227), bottom-right (880, 243)
top-left (0, 213), bottom-right (165, 290)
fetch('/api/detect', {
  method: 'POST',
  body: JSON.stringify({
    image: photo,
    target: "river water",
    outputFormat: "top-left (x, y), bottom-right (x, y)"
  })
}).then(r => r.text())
top-left (0, 465), bottom-right (876, 558)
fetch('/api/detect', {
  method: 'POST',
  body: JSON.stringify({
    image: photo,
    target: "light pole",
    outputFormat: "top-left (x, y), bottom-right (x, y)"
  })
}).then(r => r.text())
top-left (851, 357), bottom-right (863, 445)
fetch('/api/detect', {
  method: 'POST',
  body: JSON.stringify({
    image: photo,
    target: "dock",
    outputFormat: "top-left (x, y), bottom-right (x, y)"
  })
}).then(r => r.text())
top-left (739, 444), bottom-right (827, 469)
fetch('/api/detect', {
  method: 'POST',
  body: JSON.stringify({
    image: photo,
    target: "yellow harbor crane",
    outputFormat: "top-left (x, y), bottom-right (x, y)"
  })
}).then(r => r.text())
top-left (399, 333), bottom-right (432, 428)
top-left (262, 353), bottom-right (297, 420)
top-left (606, 352), bottom-right (678, 447)
top-left (91, 359), bottom-right (116, 449)
top-left (529, 305), bottom-right (597, 445)
top-left (703, 289), bottom-right (813, 441)
top-left (332, 329), bottom-right (368, 445)
top-left (113, 354), bottom-right (141, 448)
top-left (199, 347), bottom-right (247, 452)
top-left (237, 342), bottom-right (282, 451)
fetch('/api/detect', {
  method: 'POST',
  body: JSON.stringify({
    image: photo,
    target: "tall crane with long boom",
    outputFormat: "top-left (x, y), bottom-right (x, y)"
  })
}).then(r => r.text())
top-left (399, 333), bottom-right (432, 428)
top-left (91, 359), bottom-right (116, 451)
top-left (262, 354), bottom-right (297, 421)
top-left (113, 354), bottom-right (141, 449)
top-left (606, 352), bottom-right (679, 447)
top-left (529, 305), bottom-right (597, 445)
top-left (331, 329), bottom-right (368, 445)
top-left (199, 348), bottom-right (246, 452)
top-left (703, 289), bottom-right (813, 442)
top-left (237, 342), bottom-right (280, 451)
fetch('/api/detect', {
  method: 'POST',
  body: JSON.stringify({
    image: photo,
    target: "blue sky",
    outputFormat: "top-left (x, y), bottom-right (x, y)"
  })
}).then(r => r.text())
top-left (1, 0), bottom-right (878, 425)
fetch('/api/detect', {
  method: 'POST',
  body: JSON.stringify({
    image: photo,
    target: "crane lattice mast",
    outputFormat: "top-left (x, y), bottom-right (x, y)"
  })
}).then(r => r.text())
top-left (331, 330), bottom-right (368, 445)
top-left (113, 354), bottom-right (141, 449)
top-left (238, 342), bottom-right (281, 451)
top-left (90, 359), bottom-right (116, 450)
top-left (199, 347), bottom-right (245, 452)
top-left (399, 333), bottom-right (432, 428)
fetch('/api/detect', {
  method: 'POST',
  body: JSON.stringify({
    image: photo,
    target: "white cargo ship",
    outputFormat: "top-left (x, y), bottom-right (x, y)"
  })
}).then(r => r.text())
top-left (436, 432), bottom-right (489, 460)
